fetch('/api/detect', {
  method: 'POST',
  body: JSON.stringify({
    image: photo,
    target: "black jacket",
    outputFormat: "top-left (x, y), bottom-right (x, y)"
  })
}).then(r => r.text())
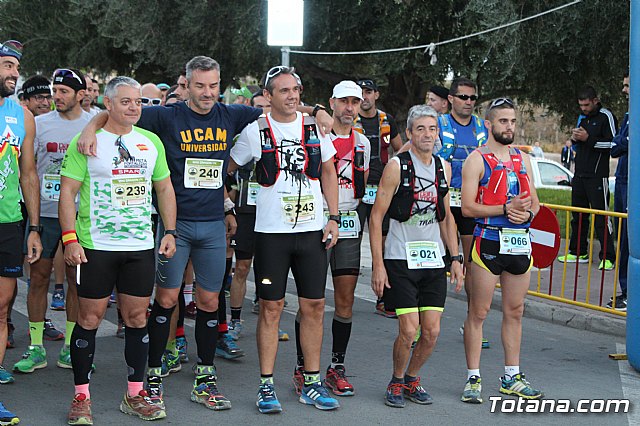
top-left (572, 105), bottom-right (617, 178)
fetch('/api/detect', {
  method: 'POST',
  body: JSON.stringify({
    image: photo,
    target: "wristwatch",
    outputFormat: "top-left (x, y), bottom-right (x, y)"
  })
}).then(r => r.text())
top-left (28, 224), bottom-right (43, 234)
top-left (164, 229), bottom-right (178, 237)
top-left (225, 208), bottom-right (236, 217)
top-left (527, 210), bottom-right (535, 223)
top-left (451, 254), bottom-right (464, 264)
top-left (328, 214), bottom-right (341, 224)
top-left (312, 104), bottom-right (326, 117)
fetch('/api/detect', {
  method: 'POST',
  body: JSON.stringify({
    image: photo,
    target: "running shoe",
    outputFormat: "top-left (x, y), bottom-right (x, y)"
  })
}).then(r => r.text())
top-left (404, 377), bottom-right (432, 404)
top-left (116, 318), bottom-right (125, 339)
top-left (185, 301), bottom-right (197, 319)
top-left (176, 336), bottom-right (189, 362)
top-left (68, 393), bottom-right (92, 425)
top-left (109, 291), bottom-right (117, 305)
top-left (299, 382), bottom-right (340, 410)
top-left (50, 287), bottom-right (65, 311)
top-left (499, 373), bottom-right (543, 399)
top-left (607, 295), bottom-right (627, 311)
top-left (256, 383), bottom-right (282, 414)
top-left (598, 259), bottom-right (614, 271)
top-left (557, 253), bottom-right (589, 263)
top-left (0, 401), bottom-right (19, 425)
top-left (252, 301), bottom-right (259, 315)
top-left (215, 333), bottom-right (244, 359)
top-left (461, 375), bottom-right (482, 404)
top-left (6, 322), bottom-right (14, 349)
top-left (228, 319), bottom-right (243, 341)
top-left (375, 302), bottom-right (397, 319)
top-left (458, 324), bottom-right (490, 349)
top-left (384, 381), bottom-right (406, 408)
top-left (120, 390), bottom-right (166, 421)
top-left (191, 367), bottom-right (232, 410)
top-left (146, 373), bottom-right (165, 410)
top-left (160, 350), bottom-right (181, 377)
top-left (279, 329), bottom-right (289, 341)
top-left (0, 366), bottom-right (14, 384)
top-left (44, 319), bottom-right (64, 341)
top-left (57, 345), bottom-right (72, 369)
top-left (13, 345), bottom-right (47, 373)
top-left (292, 366), bottom-right (304, 395)
top-left (325, 366), bottom-right (354, 396)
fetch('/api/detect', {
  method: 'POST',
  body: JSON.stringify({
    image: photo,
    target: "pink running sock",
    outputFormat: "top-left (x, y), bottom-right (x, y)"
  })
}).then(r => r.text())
top-left (128, 381), bottom-right (144, 397)
top-left (75, 384), bottom-right (90, 399)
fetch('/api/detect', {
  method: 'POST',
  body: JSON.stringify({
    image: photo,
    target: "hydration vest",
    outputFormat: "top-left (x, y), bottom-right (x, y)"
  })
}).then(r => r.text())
top-left (437, 114), bottom-right (487, 162)
top-left (475, 145), bottom-right (530, 206)
top-left (255, 115), bottom-right (322, 187)
top-left (353, 110), bottom-right (391, 164)
top-left (388, 152), bottom-right (448, 223)
top-left (334, 132), bottom-right (366, 199)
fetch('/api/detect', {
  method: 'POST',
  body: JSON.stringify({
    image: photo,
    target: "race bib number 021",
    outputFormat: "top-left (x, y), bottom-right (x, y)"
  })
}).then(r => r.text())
top-left (499, 228), bottom-right (531, 255)
top-left (405, 241), bottom-right (444, 269)
top-left (111, 177), bottom-right (148, 208)
top-left (281, 194), bottom-right (315, 224)
top-left (184, 158), bottom-right (223, 189)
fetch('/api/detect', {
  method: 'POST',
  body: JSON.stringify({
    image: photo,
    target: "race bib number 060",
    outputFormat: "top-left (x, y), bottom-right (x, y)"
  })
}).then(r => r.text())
top-left (184, 158), bottom-right (223, 189)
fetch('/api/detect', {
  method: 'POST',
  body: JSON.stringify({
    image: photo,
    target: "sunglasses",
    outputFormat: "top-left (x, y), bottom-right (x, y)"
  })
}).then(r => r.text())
top-left (53, 68), bottom-right (84, 86)
top-left (141, 97), bottom-right (162, 106)
top-left (263, 65), bottom-right (302, 90)
top-left (115, 136), bottom-right (131, 161)
top-left (488, 97), bottom-right (515, 110)
top-left (453, 94), bottom-right (479, 101)
top-left (0, 40), bottom-right (23, 57)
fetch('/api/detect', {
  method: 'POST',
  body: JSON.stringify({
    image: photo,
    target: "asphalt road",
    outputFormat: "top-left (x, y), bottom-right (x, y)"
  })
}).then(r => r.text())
top-left (2, 273), bottom-right (635, 425)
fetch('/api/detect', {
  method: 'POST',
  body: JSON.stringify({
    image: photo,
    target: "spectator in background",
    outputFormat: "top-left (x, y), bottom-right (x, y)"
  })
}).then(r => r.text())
top-left (561, 139), bottom-right (574, 170)
top-left (231, 86), bottom-right (252, 105)
top-left (157, 82), bottom-right (170, 103)
top-left (531, 141), bottom-right (544, 158)
top-left (425, 85), bottom-right (450, 115)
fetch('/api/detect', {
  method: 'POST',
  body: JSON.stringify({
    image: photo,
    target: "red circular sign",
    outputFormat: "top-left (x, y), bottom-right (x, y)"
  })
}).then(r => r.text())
top-left (530, 205), bottom-right (561, 268)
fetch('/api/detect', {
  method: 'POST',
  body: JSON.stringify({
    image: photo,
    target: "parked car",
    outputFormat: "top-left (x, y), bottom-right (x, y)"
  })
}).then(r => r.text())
top-left (528, 157), bottom-right (615, 193)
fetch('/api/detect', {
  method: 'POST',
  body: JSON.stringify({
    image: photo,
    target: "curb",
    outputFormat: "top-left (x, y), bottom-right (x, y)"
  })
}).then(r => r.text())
top-left (447, 287), bottom-right (626, 337)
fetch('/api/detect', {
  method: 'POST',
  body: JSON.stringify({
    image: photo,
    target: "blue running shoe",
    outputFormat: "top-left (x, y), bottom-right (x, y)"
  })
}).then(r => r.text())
top-left (216, 334), bottom-right (244, 359)
top-left (0, 401), bottom-right (19, 425)
top-left (299, 382), bottom-right (340, 410)
top-left (404, 377), bottom-right (432, 404)
top-left (228, 320), bottom-right (243, 341)
top-left (256, 383), bottom-right (282, 414)
top-left (500, 373), bottom-right (543, 399)
top-left (50, 287), bottom-right (65, 311)
top-left (0, 366), bottom-right (14, 384)
top-left (385, 381), bottom-right (406, 408)
top-left (176, 336), bottom-right (189, 363)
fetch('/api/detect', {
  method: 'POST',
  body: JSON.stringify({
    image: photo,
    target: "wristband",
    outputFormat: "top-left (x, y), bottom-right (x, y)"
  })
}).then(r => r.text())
top-left (503, 204), bottom-right (508, 216)
top-left (28, 224), bottom-right (43, 234)
top-left (527, 210), bottom-right (535, 223)
top-left (62, 230), bottom-right (78, 246)
top-left (164, 229), bottom-right (178, 237)
top-left (312, 104), bottom-right (326, 118)
top-left (224, 197), bottom-right (235, 212)
top-left (225, 208), bottom-right (236, 217)
top-left (328, 214), bottom-right (341, 224)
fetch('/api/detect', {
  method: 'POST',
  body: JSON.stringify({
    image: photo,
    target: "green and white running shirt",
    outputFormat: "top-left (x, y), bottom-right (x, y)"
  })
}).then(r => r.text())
top-left (61, 127), bottom-right (170, 251)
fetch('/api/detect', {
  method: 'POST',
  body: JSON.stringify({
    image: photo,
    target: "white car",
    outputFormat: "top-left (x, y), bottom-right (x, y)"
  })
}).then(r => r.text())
top-left (529, 158), bottom-right (615, 193)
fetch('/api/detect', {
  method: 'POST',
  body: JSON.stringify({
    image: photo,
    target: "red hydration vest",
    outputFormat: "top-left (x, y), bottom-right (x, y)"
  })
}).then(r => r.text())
top-left (333, 132), bottom-right (366, 199)
top-left (475, 145), bottom-right (530, 206)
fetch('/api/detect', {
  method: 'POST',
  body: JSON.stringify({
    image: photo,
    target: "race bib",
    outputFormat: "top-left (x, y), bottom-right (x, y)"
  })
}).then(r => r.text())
top-left (184, 158), bottom-right (223, 189)
top-left (247, 182), bottom-right (260, 206)
top-left (405, 241), bottom-right (444, 269)
top-left (499, 228), bottom-right (531, 255)
top-left (450, 188), bottom-right (461, 208)
top-left (325, 210), bottom-right (360, 239)
top-left (362, 185), bottom-right (378, 205)
top-left (111, 177), bottom-right (148, 208)
top-left (281, 194), bottom-right (316, 224)
top-left (41, 174), bottom-right (61, 201)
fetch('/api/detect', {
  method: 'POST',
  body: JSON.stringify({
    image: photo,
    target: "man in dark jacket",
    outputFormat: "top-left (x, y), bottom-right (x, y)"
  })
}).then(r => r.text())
top-left (558, 86), bottom-right (617, 270)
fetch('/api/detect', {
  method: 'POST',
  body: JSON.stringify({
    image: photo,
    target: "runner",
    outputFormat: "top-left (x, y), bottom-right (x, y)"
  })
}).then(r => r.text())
top-left (60, 76), bottom-right (176, 424)
top-left (370, 104), bottom-right (463, 408)
top-left (460, 98), bottom-right (542, 404)
top-left (13, 68), bottom-right (91, 376)
top-left (229, 66), bottom-right (340, 413)
top-left (0, 39), bottom-right (42, 426)
top-left (353, 78), bottom-right (403, 318)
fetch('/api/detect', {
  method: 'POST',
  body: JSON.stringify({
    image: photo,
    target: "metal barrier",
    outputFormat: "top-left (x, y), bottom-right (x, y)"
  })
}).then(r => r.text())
top-left (528, 203), bottom-right (627, 317)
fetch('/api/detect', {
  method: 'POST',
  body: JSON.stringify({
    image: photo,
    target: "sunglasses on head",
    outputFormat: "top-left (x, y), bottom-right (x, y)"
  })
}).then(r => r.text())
top-left (453, 94), bottom-right (478, 101)
top-left (115, 136), bottom-right (131, 161)
top-left (0, 40), bottom-right (23, 57)
top-left (141, 97), bottom-right (162, 106)
top-left (53, 68), bottom-right (84, 86)
top-left (263, 65), bottom-right (302, 90)
top-left (488, 97), bottom-right (514, 110)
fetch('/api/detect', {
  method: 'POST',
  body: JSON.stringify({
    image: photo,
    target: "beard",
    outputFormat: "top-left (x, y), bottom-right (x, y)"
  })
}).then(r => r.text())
top-left (493, 128), bottom-right (514, 145)
top-left (0, 75), bottom-right (17, 98)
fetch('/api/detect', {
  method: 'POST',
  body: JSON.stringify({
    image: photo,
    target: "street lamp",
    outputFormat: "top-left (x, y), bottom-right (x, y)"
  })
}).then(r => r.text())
top-left (267, 0), bottom-right (304, 67)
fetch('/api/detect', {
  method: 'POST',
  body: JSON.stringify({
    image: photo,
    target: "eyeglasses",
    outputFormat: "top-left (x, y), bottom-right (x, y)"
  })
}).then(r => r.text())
top-left (0, 40), bottom-right (23, 58)
top-left (488, 97), bottom-right (514, 110)
top-left (141, 97), bottom-right (162, 106)
top-left (32, 94), bottom-right (52, 102)
top-left (453, 94), bottom-right (479, 101)
top-left (52, 68), bottom-right (84, 86)
top-left (115, 136), bottom-right (131, 161)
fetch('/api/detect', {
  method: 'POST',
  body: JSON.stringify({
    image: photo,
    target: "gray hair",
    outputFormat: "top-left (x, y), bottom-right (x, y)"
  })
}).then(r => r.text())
top-left (104, 76), bottom-right (141, 99)
top-left (185, 56), bottom-right (220, 81)
top-left (406, 104), bottom-right (438, 130)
